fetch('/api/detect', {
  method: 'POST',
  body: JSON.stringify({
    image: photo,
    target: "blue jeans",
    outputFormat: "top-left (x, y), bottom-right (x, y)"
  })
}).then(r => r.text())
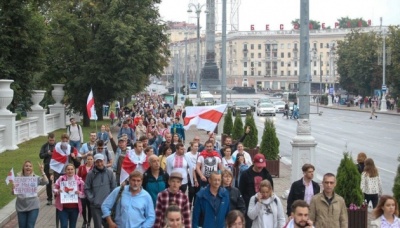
top-left (17, 209), bottom-right (39, 228)
top-left (69, 140), bottom-right (81, 151)
top-left (59, 208), bottom-right (79, 228)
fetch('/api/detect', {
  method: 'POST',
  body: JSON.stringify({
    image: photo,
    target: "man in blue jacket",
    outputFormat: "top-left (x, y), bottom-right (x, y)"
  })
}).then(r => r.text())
top-left (192, 171), bottom-right (230, 228)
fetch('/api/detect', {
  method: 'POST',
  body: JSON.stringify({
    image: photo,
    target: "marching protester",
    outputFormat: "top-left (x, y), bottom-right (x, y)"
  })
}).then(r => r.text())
top-left (39, 133), bottom-right (56, 206)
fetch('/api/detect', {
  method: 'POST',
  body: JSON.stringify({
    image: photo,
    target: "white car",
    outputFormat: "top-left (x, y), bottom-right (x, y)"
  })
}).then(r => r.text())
top-left (273, 101), bottom-right (285, 113)
top-left (257, 103), bottom-right (276, 116)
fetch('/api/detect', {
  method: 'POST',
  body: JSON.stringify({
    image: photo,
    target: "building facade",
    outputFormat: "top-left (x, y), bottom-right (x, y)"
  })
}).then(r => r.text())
top-left (165, 25), bottom-right (384, 93)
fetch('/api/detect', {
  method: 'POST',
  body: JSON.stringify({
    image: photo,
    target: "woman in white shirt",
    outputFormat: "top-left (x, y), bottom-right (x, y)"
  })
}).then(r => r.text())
top-left (247, 179), bottom-right (285, 228)
top-left (232, 143), bottom-right (252, 166)
top-left (222, 146), bottom-right (235, 172)
top-left (361, 158), bottom-right (382, 208)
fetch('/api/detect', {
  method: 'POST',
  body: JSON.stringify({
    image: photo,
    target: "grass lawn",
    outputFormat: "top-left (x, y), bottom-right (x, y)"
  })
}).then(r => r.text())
top-left (0, 120), bottom-right (111, 209)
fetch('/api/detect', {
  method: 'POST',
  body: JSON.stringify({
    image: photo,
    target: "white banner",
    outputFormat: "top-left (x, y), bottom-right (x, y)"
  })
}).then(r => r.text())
top-left (60, 180), bottom-right (78, 204)
top-left (13, 177), bottom-right (38, 195)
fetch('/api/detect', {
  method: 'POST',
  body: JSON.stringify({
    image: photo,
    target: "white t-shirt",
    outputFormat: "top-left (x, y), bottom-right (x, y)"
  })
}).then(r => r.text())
top-left (197, 155), bottom-right (222, 178)
top-left (222, 157), bottom-right (235, 173)
top-left (166, 153), bottom-right (189, 184)
top-left (185, 152), bottom-right (199, 185)
top-left (232, 150), bottom-right (253, 166)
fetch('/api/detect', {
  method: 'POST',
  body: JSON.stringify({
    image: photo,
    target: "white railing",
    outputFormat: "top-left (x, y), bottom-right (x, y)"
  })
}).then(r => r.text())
top-left (0, 126), bottom-right (6, 152)
top-left (15, 117), bottom-right (39, 144)
top-left (45, 113), bottom-right (61, 133)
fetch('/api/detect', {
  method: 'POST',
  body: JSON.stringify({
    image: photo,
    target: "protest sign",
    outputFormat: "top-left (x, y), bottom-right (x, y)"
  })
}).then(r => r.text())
top-left (60, 180), bottom-right (78, 204)
top-left (13, 177), bottom-right (38, 195)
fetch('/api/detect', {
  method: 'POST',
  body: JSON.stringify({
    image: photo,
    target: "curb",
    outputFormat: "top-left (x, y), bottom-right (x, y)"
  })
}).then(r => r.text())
top-left (0, 186), bottom-right (46, 227)
top-left (311, 104), bottom-right (400, 116)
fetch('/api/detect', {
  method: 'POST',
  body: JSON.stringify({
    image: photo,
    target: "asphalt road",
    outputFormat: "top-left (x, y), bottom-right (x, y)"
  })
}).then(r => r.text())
top-left (252, 106), bottom-right (400, 195)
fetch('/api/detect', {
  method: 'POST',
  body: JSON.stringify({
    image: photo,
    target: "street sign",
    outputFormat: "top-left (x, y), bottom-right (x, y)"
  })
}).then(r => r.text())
top-left (190, 82), bottom-right (197, 89)
top-left (382, 85), bottom-right (387, 91)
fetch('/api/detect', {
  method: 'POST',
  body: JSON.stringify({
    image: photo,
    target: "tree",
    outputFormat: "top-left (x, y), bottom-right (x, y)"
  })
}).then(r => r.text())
top-left (242, 113), bottom-right (258, 149)
top-left (0, 1), bottom-right (48, 111)
top-left (337, 17), bottom-right (369, 28)
top-left (231, 112), bottom-right (243, 140)
top-left (337, 30), bottom-right (381, 95)
top-left (335, 152), bottom-right (363, 207)
top-left (40, 0), bottom-right (169, 126)
top-left (259, 119), bottom-right (280, 160)
top-left (393, 155), bottom-right (400, 207)
top-left (223, 108), bottom-right (233, 136)
top-left (387, 26), bottom-right (400, 96)
top-left (291, 19), bottom-right (321, 30)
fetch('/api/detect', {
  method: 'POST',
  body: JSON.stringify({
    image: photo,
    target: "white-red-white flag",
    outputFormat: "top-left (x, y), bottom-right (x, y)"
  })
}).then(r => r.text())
top-left (183, 104), bottom-right (227, 132)
top-left (86, 89), bottom-right (97, 120)
top-left (120, 151), bottom-right (149, 184)
top-left (5, 168), bottom-right (14, 185)
top-left (50, 142), bottom-right (77, 173)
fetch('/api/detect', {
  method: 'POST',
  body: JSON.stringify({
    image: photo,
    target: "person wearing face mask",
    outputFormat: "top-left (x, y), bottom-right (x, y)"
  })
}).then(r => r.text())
top-left (12, 161), bottom-right (48, 228)
top-left (102, 171), bottom-right (155, 228)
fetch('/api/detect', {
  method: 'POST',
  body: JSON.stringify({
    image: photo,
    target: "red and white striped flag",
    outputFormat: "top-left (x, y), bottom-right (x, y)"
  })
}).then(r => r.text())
top-left (5, 168), bottom-right (14, 185)
top-left (120, 151), bottom-right (149, 184)
top-left (86, 89), bottom-right (97, 120)
top-left (50, 142), bottom-right (77, 173)
top-left (183, 104), bottom-right (227, 132)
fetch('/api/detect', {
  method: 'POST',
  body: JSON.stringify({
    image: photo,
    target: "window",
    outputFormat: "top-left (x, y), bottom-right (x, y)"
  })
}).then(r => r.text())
top-left (244, 53), bottom-right (247, 58)
top-left (251, 62), bottom-right (254, 67)
top-left (313, 70), bottom-right (317, 75)
top-left (294, 43), bottom-right (298, 49)
top-left (258, 44), bottom-right (262, 50)
top-left (266, 44), bottom-right (271, 51)
top-left (281, 62), bottom-right (284, 67)
top-left (244, 62), bottom-right (247, 67)
top-left (294, 61), bottom-right (298, 67)
top-left (314, 61), bottom-right (317, 67)
top-left (313, 43), bottom-right (317, 49)
top-left (251, 70), bottom-right (254, 76)
top-left (251, 44), bottom-right (254, 50)
top-left (320, 43), bottom-right (323, 48)
top-left (244, 44), bottom-right (247, 50)
top-left (288, 71), bottom-right (291, 76)
top-left (288, 52), bottom-right (291, 58)
top-left (288, 43), bottom-right (291, 49)
top-left (321, 61), bottom-right (323, 66)
top-left (251, 53), bottom-right (254, 58)
top-left (280, 44), bottom-right (284, 49)
top-left (288, 62), bottom-right (291, 67)
top-left (258, 71), bottom-right (261, 76)
top-left (258, 53), bottom-right (261, 58)
top-left (244, 71), bottom-right (247, 76)
top-left (294, 70), bottom-right (298, 76)
top-left (327, 70), bottom-right (329, 75)
top-left (281, 70), bottom-right (284, 76)
top-left (281, 52), bottom-right (284, 58)
top-left (258, 62), bottom-right (261, 67)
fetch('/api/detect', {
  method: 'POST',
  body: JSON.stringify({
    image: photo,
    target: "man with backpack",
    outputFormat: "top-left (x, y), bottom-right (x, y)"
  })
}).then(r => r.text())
top-left (67, 117), bottom-right (83, 151)
top-left (93, 140), bottom-right (113, 169)
top-left (118, 120), bottom-right (135, 147)
top-left (79, 131), bottom-right (97, 163)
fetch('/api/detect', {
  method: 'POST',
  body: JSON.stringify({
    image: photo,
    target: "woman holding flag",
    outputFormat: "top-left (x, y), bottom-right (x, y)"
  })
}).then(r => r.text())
top-left (11, 161), bottom-right (48, 228)
top-left (54, 163), bottom-right (85, 228)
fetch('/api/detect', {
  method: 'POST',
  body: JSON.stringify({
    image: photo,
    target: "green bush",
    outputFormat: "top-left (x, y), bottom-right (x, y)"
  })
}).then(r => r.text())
top-left (259, 119), bottom-right (280, 160)
top-left (184, 98), bottom-right (193, 106)
top-left (335, 152), bottom-right (363, 207)
top-left (242, 113), bottom-right (258, 149)
top-left (320, 95), bottom-right (328, 105)
top-left (232, 112), bottom-right (243, 140)
top-left (393, 156), bottom-right (400, 207)
top-left (223, 108), bottom-right (233, 136)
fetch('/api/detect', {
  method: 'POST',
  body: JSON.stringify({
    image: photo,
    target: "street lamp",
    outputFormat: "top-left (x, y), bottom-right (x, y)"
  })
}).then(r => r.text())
top-left (311, 48), bottom-right (322, 112)
top-left (380, 20), bottom-right (388, 112)
top-left (188, 3), bottom-right (206, 99)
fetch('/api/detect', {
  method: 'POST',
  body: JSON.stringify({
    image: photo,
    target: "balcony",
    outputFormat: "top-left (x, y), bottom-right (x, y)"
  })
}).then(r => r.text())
top-left (243, 48), bottom-right (248, 54)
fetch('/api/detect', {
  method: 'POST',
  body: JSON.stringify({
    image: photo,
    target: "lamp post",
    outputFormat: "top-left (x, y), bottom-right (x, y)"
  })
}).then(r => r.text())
top-left (381, 23), bottom-right (387, 112)
top-left (188, 3), bottom-right (206, 99)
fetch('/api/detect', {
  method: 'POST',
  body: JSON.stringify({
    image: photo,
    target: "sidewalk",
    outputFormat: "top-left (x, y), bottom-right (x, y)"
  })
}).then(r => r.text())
top-left (311, 102), bottom-right (400, 116)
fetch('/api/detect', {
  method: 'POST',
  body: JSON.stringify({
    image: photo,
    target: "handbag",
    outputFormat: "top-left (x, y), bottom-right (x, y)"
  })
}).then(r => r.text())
top-left (102, 186), bottom-right (124, 226)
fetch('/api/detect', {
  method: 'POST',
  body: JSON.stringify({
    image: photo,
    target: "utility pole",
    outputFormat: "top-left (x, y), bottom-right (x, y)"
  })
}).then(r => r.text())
top-left (290, 0), bottom-right (317, 184)
top-left (221, 0), bottom-right (227, 104)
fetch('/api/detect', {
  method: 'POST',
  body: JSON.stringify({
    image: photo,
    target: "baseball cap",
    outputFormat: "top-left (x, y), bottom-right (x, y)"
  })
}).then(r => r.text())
top-left (253, 154), bottom-right (266, 168)
top-left (94, 154), bottom-right (104, 161)
top-left (169, 172), bottom-right (183, 180)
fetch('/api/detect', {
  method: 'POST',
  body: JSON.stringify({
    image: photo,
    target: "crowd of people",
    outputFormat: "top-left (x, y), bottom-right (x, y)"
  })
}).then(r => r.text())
top-left (8, 93), bottom-right (400, 228)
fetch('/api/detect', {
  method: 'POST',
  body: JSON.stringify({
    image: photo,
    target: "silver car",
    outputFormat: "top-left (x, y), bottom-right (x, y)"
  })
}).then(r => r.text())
top-left (257, 103), bottom-right (276, 116)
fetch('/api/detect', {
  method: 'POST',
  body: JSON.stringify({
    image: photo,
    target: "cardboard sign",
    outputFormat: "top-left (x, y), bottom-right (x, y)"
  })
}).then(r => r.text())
top-left (60, 180), bottom-right (78, 204)
top-left (13, 177), bottom-right (38, 195)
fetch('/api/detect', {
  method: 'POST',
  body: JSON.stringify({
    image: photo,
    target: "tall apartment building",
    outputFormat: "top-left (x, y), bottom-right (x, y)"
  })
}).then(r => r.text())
top-left (165, 25), bottom-right (384, 92)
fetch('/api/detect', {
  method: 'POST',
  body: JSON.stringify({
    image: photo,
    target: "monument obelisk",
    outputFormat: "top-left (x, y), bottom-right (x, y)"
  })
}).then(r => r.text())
top-left (201, 0), bottom-right (221, 92)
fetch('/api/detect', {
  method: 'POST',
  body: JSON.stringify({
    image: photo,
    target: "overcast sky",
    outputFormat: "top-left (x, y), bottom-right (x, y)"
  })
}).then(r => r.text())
top-left (158, 0), bottom-right (400, 31)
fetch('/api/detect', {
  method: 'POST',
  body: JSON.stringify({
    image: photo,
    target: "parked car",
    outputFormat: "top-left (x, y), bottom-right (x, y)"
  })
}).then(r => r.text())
top-left (247, 100), bottom-right (256, 112)
top-left (257, 103), bottom-right (276, 116)
top-left (232, 100), bottom-right (252, 116)
top-left (273, 101), bottom-right (285, 113)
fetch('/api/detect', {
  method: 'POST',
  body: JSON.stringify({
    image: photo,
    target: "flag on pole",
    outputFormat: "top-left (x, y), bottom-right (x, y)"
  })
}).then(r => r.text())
top-left (86, 89), bottom-right (97, 120)
top-left (5, 168), bottom-right (15, 185)
top-left (183, 104), bottom-right (227, 132)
